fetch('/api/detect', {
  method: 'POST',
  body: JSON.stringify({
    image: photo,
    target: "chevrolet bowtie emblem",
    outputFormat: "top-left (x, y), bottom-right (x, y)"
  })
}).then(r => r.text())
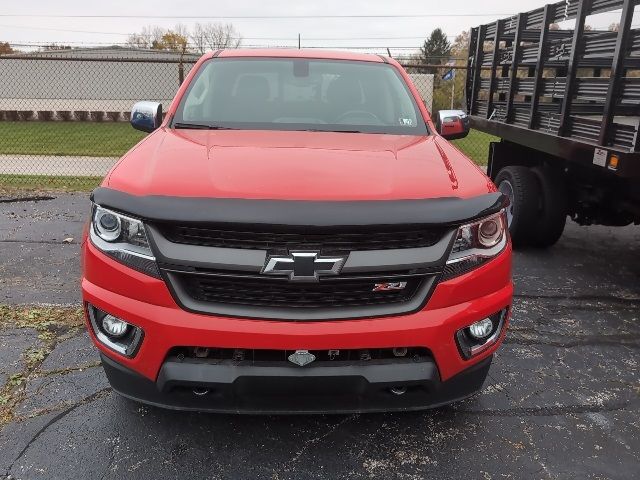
top-left (262, 251), bottom-right (345, 282)
top-left (288, 350), bottom-right (316, 367)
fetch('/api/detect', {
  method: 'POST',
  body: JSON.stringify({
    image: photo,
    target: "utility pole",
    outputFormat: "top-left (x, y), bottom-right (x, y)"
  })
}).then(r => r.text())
top-left (298, 34), bottom-right (301, 49)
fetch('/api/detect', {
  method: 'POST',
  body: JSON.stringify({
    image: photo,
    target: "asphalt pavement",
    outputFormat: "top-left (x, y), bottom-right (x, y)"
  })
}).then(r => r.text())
top-left (0, 192), bottom-right (639, 479)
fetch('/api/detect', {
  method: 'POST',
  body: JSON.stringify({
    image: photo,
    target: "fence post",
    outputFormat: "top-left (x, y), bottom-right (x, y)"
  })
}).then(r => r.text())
top-left (178, 46), bottom-right (186, 86)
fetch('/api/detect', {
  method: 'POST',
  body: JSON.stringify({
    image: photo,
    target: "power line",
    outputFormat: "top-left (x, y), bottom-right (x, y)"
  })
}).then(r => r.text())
top-left (0, 13), bottom-right (513, 19)
top-left (1, 24), bottom-right (460, 39)
top-left (6, 42), bottom-right (460, 52)
top-left (251, 36), bottom-right (459, 40)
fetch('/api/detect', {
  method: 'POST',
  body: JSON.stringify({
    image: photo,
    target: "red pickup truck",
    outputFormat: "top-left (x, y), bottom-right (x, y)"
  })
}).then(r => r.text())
top-left (81, 49), bottom-right (512, 413)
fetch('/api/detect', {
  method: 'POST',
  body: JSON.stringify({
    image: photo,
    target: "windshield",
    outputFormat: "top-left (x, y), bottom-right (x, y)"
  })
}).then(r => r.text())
top-left (172, 58), bottom-right (428, 135)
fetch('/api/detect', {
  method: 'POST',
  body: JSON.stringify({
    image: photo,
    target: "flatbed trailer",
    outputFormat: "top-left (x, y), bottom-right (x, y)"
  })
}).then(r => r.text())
top-left (466, 0), bottom-right (640, 247)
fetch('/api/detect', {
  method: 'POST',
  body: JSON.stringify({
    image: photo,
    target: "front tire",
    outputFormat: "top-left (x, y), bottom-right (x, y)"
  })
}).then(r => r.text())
top-left (494, 166), bottom-right (541, 247)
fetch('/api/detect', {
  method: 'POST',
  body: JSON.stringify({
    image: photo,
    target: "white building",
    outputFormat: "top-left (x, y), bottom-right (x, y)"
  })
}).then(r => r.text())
top-left (0, 47), bottom-right (200, 117)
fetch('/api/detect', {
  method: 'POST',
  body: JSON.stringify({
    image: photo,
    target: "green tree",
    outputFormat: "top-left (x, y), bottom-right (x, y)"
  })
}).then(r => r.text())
top-left (420, 28), bottom-right (451, 72)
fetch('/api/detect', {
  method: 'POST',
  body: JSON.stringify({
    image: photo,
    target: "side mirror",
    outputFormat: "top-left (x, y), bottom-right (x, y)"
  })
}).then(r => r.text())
top-left (130, 101), bottom-right (162, 133)
top-left (436, 110), bottom-right (470, 140)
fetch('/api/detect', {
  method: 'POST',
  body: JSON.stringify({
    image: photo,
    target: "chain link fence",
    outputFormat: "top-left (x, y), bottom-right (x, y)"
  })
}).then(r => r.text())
top-left (0, 52), bottom-right (496, 191)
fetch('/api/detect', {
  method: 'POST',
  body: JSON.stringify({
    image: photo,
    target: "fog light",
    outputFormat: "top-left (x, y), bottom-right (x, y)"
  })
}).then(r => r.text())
top-left (468, 318), bottom-right (493, 339)
top-left (87, 304), bottom-right (144, 357)
top-left (455, 308), bottom-right (508, 360)
top-left (102, 314), bottom-right (128, 338)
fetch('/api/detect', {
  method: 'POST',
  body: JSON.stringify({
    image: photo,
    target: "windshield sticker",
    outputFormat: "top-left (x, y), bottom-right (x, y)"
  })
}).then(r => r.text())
top-left (399, 118), bottom-right (414, 126)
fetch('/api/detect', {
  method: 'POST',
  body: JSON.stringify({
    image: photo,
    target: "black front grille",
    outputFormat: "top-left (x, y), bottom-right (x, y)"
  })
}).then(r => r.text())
top-left (177, 273), bottom-right (424, 309)
top-left (157, 224), bottom-right (446, 252)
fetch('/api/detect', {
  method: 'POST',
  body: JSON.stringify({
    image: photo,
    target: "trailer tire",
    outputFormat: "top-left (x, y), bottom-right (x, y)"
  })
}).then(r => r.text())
top-left (494, 166), bottom-right (541, 247)
top-left (530, 166), bottom-right (567, 247)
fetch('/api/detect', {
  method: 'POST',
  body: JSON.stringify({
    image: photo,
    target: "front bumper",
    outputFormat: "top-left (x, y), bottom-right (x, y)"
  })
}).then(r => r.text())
top-left (82, 237), bottom-right (512, 413)
top-left (102, 352), bottom-right (492, 414)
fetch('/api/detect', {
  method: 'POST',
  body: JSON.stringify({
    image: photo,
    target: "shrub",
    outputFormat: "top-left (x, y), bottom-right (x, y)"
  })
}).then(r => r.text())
top-left (17, 110), bottom-right (34, 121)
top-left (106, 111), bottom-right (120, 122)
top-left (121, 111), bottom-right (131, 121)
top-left (37, 111), bottom-right (54, 121)
top-left (57, 110), bottom-right (72, 121)
top-left (74, 111), bottom-right (89, 121)
top-left (90, 111), bottom-right (105, 122)
top-left (4, 111), bottom-right (19, 121)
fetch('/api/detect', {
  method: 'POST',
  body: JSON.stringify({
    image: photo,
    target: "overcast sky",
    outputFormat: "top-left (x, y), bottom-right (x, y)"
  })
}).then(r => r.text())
top-left (1, 0), bottom-right (631, 54)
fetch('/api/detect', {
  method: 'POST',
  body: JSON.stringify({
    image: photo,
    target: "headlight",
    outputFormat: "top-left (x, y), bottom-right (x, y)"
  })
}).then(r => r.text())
top-left (90, 205), bottom-right (160, 277)
top-left (442, 210), bottom-right (508, 281)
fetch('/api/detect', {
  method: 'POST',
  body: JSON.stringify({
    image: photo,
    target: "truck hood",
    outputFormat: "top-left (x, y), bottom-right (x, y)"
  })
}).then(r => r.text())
top-left (107, 129), bottom-right (494, 200)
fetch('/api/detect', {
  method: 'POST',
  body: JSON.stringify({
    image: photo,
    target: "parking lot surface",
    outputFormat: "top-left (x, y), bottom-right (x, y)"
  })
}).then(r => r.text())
top-left (1, 193), bottom-right (639, 479)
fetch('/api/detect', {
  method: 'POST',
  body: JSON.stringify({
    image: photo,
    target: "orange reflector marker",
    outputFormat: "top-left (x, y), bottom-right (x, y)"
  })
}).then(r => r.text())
top-left (609, 154), bottom-right (619, 170)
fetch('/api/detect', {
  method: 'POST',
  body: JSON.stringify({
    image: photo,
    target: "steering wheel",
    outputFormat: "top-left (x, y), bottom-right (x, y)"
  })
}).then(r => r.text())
top-left (335, 110), bottom-right (381, 124)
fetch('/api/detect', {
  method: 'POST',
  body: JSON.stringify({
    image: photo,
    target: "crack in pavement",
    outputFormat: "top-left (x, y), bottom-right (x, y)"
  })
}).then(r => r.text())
top-left (3, 387), bottom-right (112, 479)
top-left (0, 239), bottom-right (80, 245)
top-left (0, 196), bottom-right (55, 204)
top-left (281, 414), bottom-right (358, 474)
top-left (11, 364), bottom-right (105, 422)
top-left (36, 362), bottom-right (102, 378)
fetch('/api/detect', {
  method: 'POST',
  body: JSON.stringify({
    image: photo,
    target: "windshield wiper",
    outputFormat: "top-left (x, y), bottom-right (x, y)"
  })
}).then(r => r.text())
top-left (173, 122), bottom-right (236, 130)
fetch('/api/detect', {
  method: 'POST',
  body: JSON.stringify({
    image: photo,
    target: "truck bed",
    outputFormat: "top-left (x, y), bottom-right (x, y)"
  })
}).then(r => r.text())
top-left (466, 0), bottom-right (640, 178)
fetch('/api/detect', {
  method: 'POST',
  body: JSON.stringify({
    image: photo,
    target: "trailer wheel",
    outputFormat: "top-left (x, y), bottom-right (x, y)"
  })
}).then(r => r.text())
top-left (494, 166), bottom-right (541, 247)
top-left (530, 166), bottom-right (567, 247)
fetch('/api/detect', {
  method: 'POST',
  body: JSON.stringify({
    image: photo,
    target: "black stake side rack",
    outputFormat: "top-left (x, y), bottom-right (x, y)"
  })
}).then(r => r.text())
top-left (466, 0), bottom-right (640, 178)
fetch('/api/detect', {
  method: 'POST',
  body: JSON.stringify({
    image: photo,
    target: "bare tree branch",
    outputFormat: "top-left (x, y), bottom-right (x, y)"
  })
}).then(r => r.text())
top-left (191, 23), bottom-right (242, 54)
